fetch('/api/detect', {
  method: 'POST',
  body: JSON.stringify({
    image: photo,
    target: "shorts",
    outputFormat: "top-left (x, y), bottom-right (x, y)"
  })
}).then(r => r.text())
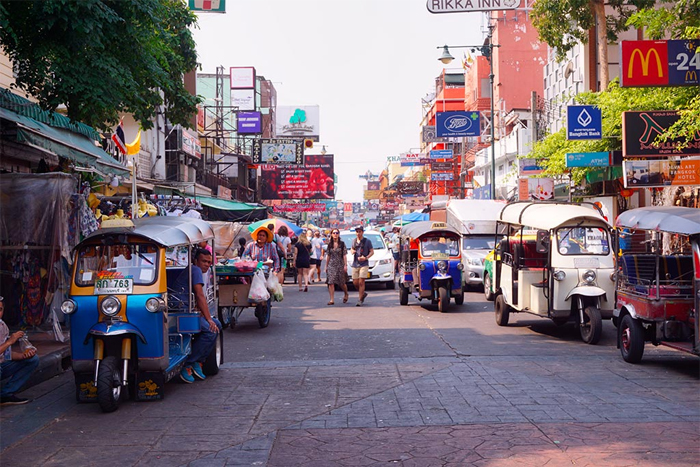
top-left (392, 252), bottom-right (399, 260)
top-left (281, 258), bottom-right (287, 269)
top-left (352, 266), bottom-right (369, 280)
top-left (310, 258), bottom-right (322, 267)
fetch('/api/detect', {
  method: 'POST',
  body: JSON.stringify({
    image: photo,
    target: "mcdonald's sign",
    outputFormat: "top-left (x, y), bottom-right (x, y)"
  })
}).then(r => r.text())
top-left (621, 40), bottom-right (700, 87)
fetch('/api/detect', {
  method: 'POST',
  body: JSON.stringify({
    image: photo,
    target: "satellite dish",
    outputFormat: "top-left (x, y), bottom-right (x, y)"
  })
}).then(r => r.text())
top-left (564, 61), bottom-right (575, 79)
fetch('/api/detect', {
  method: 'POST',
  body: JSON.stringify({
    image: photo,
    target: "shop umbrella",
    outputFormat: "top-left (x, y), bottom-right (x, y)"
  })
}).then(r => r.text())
top-left (248, 218), bottom-right (303, 236)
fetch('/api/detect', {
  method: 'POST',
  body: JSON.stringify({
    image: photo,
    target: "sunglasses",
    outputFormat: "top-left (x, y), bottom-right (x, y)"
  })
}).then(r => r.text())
top-left (332, 232), bottom-right (339, 234)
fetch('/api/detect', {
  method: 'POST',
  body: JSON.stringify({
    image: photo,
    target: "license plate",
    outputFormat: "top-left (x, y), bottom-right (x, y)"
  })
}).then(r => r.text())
top-left (94, 278), bottom-right (133, 294)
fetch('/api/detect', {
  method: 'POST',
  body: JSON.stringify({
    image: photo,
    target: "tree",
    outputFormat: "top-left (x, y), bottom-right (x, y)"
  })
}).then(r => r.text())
top-left (0, 0), bottom-right (201, 131)
top-left (531, 0), bottom-right (655, 91)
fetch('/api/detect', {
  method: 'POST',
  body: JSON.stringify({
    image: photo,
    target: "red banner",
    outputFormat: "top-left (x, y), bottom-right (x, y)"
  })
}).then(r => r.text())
top-left (272, 203), bottom-right (327, 213)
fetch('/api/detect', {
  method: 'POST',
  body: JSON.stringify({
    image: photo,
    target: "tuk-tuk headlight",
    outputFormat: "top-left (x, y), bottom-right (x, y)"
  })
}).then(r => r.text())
top-left (145, 297), bottom-right (164, 313)
top-left (553, 270), bottom-right (566, 281)
top-left (583, 270), bottom-right (596, 284)
top-left (438, 261), bottom-right (447, 272)
top-left (419, 263), bottom-right (426, 271)
top-left (457, 263), bottom-right (464, 270)
top-left (610, 271), bottom-right (616, 282)
top-left (101, 296), bottom-right (121, 317)
top-left (61, 299), bottom-right (77, 315)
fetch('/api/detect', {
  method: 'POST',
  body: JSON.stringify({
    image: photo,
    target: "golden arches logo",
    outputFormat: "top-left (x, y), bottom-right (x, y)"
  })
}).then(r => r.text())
top-left (686, 70), bottom-right (698, 81)
top-left (627, 48), bottom-right (664, 78)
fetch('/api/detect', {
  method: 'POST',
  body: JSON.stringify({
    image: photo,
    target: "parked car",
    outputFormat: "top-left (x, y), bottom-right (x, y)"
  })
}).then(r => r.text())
top-left (339, 229), bottom-right (395, 288)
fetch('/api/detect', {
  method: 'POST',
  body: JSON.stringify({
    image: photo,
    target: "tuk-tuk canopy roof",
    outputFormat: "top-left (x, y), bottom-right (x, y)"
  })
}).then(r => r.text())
top-left (401, 221), bottom-right (460, 239)
top-left (499, 202), bottom-right (609, 230)
top-left (83, 217), bottom-right (215, 248)
top-left (616, 206), bottom-right (700, 236)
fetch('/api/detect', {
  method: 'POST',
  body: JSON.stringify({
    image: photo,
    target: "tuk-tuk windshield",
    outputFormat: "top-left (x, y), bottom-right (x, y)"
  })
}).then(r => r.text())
top-left (556, 227), bottom-right (610, 255)
top-left (420, 236), bottom-right (460, 257)
top-left (75, 243), bottom-right (159, 286)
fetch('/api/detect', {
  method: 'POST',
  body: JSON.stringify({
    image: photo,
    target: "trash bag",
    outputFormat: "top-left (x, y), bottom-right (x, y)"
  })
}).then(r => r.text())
top-left (266, 272), bottom-right (284, 302)
top-left (248, 269), bottom-right (270, 302)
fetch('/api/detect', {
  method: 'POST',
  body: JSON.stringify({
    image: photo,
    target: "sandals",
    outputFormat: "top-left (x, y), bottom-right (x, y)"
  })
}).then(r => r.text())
top-left (327, 301), bottom-right (335, 305)
top-left (304, 286), bottom-right (308, 292)
top-left (343, 295), bottom-right (349, 303)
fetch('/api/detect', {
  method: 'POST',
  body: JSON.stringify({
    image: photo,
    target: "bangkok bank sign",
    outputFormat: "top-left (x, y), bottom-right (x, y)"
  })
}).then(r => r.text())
top-left (621, 40), bottom-right (700, 87)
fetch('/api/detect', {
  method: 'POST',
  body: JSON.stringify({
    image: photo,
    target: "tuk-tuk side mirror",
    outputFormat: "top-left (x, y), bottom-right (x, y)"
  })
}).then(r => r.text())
top-left (536, 230), bottom-right (550, 254)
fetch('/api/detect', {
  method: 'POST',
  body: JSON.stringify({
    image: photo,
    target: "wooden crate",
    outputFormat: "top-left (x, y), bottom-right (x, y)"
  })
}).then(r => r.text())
top-left (219, 284), bottom-right (251, 307)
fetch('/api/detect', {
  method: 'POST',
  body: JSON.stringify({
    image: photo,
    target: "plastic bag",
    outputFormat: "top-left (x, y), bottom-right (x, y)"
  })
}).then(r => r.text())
top-left (266, 272), bottom-right (284, 302)
top-left (248, 269), bottom-right (271, 302)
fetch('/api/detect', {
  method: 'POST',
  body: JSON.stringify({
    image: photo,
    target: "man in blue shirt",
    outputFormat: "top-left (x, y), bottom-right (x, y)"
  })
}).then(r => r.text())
top-left (175, 249), bottom-right (221, 383)
top-left (350, 226), bottom-right (374, 306)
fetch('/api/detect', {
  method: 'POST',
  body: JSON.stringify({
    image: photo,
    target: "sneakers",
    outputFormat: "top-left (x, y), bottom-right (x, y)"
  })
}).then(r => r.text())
top-left (191, 362), bottom-right (206, 381)
top-left (0, 395), bottom-right (29, 406)
top-left (180, 365), bottom-right (195, 383)
top-left (356, 292), bottom-right (368, 307)
top-left (356, 301), bottom-right (363, 307)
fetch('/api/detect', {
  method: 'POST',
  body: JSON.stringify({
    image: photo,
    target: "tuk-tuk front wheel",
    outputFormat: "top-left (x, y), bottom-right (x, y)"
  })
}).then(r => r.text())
top-left (454, 291), bottom-right (464, 305)
top-left (619, 314), bottom-right (645, 363)
top-left (495, 294), bottom-right (510, 326)
top-left (580, 306), bottom-right (603, 345)
top-left (203, 332), bottom-right (223, 375)
top-left (399, 284), bottom-right (409, 306)
top-left (438, 286), bottom-right (449, 313)
top-left (97, 356), bottom-right (122, 413)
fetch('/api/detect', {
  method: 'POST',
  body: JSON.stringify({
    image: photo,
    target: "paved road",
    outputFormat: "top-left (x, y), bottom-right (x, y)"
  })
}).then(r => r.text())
top-left (1, 280), bottom-right (698, 466)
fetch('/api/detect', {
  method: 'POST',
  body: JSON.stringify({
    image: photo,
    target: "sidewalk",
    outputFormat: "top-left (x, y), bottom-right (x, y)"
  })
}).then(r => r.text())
top-left (17, 327), bottom-right (71, 392)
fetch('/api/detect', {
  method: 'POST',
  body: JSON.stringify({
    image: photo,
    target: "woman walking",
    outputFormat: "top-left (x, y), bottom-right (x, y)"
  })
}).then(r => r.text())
top-left (276, 226), bottom-right (292, 285)
top-left (325, 229), bottom-right (349, 305)
top-left (293, 232), bottom-right (312, 292)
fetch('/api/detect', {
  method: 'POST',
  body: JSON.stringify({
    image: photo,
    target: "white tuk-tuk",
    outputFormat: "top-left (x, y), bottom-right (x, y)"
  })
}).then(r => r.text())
top-left (493, 201), bottom-right (616, 344)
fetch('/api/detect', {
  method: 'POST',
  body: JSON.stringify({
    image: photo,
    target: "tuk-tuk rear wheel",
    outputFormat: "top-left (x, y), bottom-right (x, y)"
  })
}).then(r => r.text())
top-left (399, 285), bottom-right (409, 305)
top-left (203, 332), bottom-right (223, 375)
top-left (438, 287), bottom-right (449, 313)
top-left (454, 291), bottom-right (464, 305)
top-left (580, 306), bottom-right (603, 345)
top-left (495, 294), bottom-right (510, 326)
top-left (97, 356), bottom-right (122, 413)
top-left (619, 314), bottom-right (645, 363)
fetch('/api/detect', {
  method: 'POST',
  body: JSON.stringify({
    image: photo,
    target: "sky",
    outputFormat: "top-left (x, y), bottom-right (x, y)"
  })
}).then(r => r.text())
top-left (192, 0), bottom-right (484, 202)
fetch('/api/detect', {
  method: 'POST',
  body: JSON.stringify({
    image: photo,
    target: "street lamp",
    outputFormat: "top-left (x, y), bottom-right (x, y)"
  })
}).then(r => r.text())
top-left (437, 24), bottom-right (499, 200)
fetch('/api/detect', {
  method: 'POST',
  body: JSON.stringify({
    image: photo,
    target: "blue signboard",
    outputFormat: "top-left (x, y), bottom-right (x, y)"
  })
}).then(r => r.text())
top-left (436, 111), bottom-right (480, 137)
top-left (567, 105), bottom-right (602, 140)
top-left (566, 152), bottom-right (611, 168)
top-left (668, 40), bottom-right (700, 86)
top-left (431, 172), bottom-right (454, 181)
top-left (430, 149), bottom-right (453, 159)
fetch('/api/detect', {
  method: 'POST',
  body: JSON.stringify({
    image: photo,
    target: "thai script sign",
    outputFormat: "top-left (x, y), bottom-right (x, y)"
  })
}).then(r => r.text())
top-left (436, 111), bottom-right (480, 137)
top-left (623, 158), bottom-right (700, 188)
top-left (272, 203), bottom-right (327, 213)
top-left (566, 152), bottom-right (612, 168)
top-left (567, 105), bottom-right (602, 140)
top-left (431, 172), bottom-right (454, 181)
top-left (397, 181), bottom-right (426, 195)
top-left (621, 40), bottom-right (700, 87)
top-left (431, 161), bottom-right (454, 172)
top-left (622, 111), bottom-right (700, 157)
top-left (427, 0), bottom-right (519, 14)
top-left (430, 149), bottom-right (453, 159)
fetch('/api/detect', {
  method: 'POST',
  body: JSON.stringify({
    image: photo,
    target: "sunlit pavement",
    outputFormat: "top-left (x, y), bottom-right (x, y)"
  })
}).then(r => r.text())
top-left (1, 279), bottom-right (698, 466)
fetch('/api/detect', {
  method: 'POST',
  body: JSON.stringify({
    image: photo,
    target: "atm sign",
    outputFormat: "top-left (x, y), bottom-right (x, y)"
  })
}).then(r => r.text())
top-left (621, 40), bottom-right (700, 87)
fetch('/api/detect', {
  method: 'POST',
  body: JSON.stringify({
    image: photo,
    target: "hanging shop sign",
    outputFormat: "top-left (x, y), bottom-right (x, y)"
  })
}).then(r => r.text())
top-left (180, 128), bottom-right (202, 160)
top-left (189, 0), bottom-right (226, 13)
top-left (400, 153), bottom-right (424, 167)
top-left (364, 190), bottom-right (381, 200)
top-left (273, 203), bottom-right (327, 213)
top-left (431, 172), bottom-right (454, 181)
top-left (621, 40), bottom-right (700, 87)
top-left (431, 161), bottom-right (454, 172)
top-left (367, 181), bottom-right (380, 190)
top-left (232, 89), bottom-right (256, 111)
top-left (623, 158), bottom-right (700, 188)
top-left (260, 154), bottom-right (334, 200)
top-left (566, 152), bottom-right (612, 168)
top-left (252, 139), bottom-right (303, 165)
top-left (436, 111), bottom-right (480, 137)
top-left (237, 111), bottom-right (262, 134)
top-left (230, 66), bottom-right (256, 89)
top-left (567, 105), bottom-right (602, 140)
top-left (397, 181), bottom-right (426, 195)
top-left (622, 110), bottom-right (700, 157)
top-left (430, 149), bottom-right (453, 159)
top-left (422, 126), bottom-right (449, 143)
top-left (518, 158), bottom-right (544, 175)
top-left (427, 0), bottom-right (519, 14)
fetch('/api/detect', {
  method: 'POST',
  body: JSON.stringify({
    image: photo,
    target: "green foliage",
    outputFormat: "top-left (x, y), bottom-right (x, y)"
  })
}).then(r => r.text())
top-left (530, 81), bottom-right (698, 183)
top-left (532, 0), bottom-right (655, 59)
top-left (0, 0), bottom-right (201, 131)
top-left (627, 0), bottom-right (700, 39)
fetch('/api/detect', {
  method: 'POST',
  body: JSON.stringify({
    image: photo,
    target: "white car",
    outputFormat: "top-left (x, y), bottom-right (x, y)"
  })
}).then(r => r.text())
top-left (340, 230), bottom-right (395, 289)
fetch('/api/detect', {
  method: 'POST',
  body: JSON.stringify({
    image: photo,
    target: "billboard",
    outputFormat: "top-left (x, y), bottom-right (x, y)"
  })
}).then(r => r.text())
top-left (623, 158), bottom-right (700, 188)
top-left (230, 67), bottom-right (255, 89)
top-left (275, 106), bottom-right (320, 142)
top-left (231, 89), bottom-right (255, 111)
top-left (621, 40), bottom-right (700, 87)
top-left (518, 178), bottom-right (554, 201)
top-left (237, 111), bottom-right (262, 134)
top-left (261, 154), bottom-right (334, 200)
top-left (436, 111), bottom-right (480, 137)
top-left (622, 111), bottom-right (700, 157)
top-left (252, 139), bottom-right (303, 165)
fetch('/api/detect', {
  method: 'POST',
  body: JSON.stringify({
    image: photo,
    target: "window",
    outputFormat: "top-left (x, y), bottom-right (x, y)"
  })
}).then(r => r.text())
top-left (481, 79), bottom-right (491, 98)
top-left (556, 227), bottom-right (610, 255)
top-left (75, 243), bottom-right (159, 286)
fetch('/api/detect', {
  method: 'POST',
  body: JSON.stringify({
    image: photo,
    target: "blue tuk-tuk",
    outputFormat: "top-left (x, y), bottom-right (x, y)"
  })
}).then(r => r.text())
top-left (61, 217), bottom-right (222, 412)
top-left (398, 221), bottom-right (464, 312)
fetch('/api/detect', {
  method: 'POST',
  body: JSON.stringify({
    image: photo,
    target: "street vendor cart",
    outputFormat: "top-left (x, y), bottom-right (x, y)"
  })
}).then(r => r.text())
top-left (216, 259), bottom-right (273, 329)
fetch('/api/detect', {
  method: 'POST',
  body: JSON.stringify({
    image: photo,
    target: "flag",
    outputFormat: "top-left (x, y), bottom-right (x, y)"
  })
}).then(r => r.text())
top-left (111, 118), bottom-right (126, 154)
top-left (462, 52), bottom-right (473, 71)
top-left (126, 130), bottom-right (141, 156)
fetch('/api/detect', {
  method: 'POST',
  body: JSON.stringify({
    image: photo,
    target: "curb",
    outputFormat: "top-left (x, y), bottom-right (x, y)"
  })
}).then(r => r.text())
top-left (22, 346), bottom-right (71, 391)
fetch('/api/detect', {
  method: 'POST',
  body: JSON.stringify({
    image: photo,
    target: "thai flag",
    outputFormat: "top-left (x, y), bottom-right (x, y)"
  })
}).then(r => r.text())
top-left (111, 119), bottom-right (126, 154)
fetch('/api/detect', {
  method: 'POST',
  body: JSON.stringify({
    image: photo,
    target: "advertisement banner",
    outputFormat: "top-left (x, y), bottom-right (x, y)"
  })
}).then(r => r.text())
top-left (252, 139), bottom-right (304, 164)
top-left (623, 158), bottom-right (700, 188)
top-left (566, 152), bottom-right (612, 168)
top-left (237, 111), bottom-right (262, 134)
top-left (436, 111), bottom-right (480, 137)
top-left (622, 111), bottom-right (700, 157)
top-left (181, 128), bottom-right (201, 159)
top-left (621, 40), bottom-right (700, 87)
top-left (272, 203), bottom-right (327, 213)
top-left (431, 161), bottom-right (454, 172)
top-left (260, 154), bottom-right (334, 200)
top-left (275, 106), bottom-right (320, 141)
top-left (518, 178), bottom-right (555, 201)
top-left (402, 194), bottom-right (430, 208)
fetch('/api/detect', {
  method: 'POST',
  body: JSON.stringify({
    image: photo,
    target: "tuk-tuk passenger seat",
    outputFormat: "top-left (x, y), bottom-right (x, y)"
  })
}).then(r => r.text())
top-left (515, 242), bottom-right (546, 269)
top-left (166, 267), bottom-right (191, 310)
